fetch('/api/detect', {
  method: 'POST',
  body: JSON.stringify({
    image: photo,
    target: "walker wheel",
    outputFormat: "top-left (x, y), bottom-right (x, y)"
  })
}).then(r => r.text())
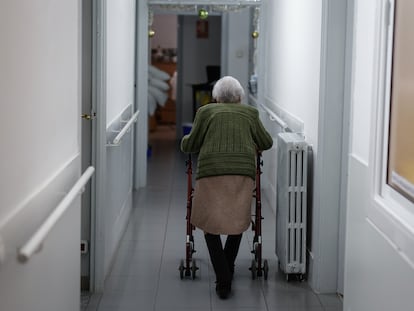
top-left (185, 267), bottom-right (191, 277)
top-left (263, 260), bottom-right (269, 280)
top-left (191, 259), bottom-right (198, 280)
top-left (257, 264), bottom-right (263, 277)
top-left (179, 260), bottom-right (184, 279)
top-left (250, 259), bottom-right (257, 280)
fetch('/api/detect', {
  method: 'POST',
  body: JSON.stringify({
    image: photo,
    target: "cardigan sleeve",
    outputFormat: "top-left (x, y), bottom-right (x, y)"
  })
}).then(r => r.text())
top-left (180, 107), bottom-right (207, 153)
top-left (252, 113), bottom-right (273, 151)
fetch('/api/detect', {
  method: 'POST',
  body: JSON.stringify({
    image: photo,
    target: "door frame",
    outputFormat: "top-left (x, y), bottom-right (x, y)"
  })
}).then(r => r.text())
top-left (310, 0), bottom-right (354, 294)
top-left (90, 0), bottom-right (107, 292)
top-left (80, 0), bottom-right (94, 292)
top-left (133, 0), bottom-right (149, 189)
top-left (337, 0), bottom-right (355, 295)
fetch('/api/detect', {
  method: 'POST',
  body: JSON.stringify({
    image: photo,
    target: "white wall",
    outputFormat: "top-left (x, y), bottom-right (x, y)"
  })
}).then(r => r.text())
top-left (103, 0), bottom-right (136, 277)
top-left (261, 0), bottom-right (348, 294)
top-left (344, 0), bottom-right (414, 309)
top-left (349, 0), bottom-right (375, 163)
top-left (222, 9), bottom-right (250, 98)
top-left (105, 118), bottom-right (134, 276)
top-left (0, 1), bottom-right (82, 310)
top-left (260, 0), bottom-right (322, 248)
top-left (0, 1), bottom-right (81, 217)
top-left (151, 14), bottom-right (177, 49)
top-left (263, 0), bottom-right (322, 148)
top-left (106, 0), bottom-right (136, 126)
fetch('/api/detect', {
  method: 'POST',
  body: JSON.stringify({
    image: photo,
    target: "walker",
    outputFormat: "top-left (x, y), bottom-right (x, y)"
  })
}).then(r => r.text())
top-left (178, 152), bottom-right (269, 280)
top-left (249, 151), bottom-right (269, 280)
top-left (179, 154), bottom-right (198, 279)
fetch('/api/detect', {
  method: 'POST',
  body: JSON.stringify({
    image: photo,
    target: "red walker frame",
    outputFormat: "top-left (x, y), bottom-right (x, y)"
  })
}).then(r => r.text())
top-left (179, 152), bottom-right (268, 280)
top-left (249, 151), bottom-right (269, 280)
top-left (179, 154), bottom-right (198, 279)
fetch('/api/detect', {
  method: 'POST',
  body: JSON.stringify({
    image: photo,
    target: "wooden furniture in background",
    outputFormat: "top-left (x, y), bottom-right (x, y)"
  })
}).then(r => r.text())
top-left (152, 61), bottom-right (176, 126)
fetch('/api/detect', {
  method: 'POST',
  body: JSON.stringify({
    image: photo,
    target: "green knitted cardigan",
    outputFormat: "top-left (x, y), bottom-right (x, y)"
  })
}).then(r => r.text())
top-left (181, 103), bottom-right (273, 180)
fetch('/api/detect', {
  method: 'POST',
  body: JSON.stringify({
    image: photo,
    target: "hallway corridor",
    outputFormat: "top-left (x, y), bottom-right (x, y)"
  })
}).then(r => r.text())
top-left (83, 125), bottom-right (342, 311)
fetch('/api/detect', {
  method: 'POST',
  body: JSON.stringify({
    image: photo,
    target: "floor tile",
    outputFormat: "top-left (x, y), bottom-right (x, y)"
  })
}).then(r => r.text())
top-left (211, 287), bottom-right (267, 310)
top-left (318, 293), bottom-right (343, 309)
top-left (264, 290), bottom-right (323, 309)
top-left (104, 275), bottom-right (159, 293)
top-left (97, 290), bottom-right (156, 309)
top-left (155, 277), bottom-right (212, 309)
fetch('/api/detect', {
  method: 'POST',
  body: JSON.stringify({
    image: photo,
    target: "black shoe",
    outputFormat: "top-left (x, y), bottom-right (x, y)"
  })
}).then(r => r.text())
top-left (216, 281), bottom-right (231, 299)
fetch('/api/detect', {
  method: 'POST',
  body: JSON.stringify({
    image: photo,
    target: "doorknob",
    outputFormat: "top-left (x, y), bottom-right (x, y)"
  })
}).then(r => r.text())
top-left (81, 113), bottom-right (96, 120)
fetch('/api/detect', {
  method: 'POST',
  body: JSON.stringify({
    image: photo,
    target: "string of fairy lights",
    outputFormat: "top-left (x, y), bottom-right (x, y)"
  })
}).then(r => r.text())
top-left (148, 2), bottom-right (261, 39)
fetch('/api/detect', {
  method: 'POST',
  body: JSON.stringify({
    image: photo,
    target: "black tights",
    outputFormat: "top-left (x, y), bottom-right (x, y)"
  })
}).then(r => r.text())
top-left (204, 233), bottom-right (242, 283)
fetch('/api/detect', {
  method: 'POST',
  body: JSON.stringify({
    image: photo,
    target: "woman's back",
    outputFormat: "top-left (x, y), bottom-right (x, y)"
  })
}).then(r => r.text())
top-left (181, 103), bottom-right (272, 180)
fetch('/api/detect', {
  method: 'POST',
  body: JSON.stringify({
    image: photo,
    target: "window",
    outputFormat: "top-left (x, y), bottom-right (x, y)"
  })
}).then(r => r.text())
top-left (387, 0), bottom-right (414, 203)
top-left (368, 0), bottom-right (414, 268)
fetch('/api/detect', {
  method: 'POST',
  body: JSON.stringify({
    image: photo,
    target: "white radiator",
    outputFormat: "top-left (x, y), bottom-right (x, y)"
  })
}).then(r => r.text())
top-left (276, 132), bottom-right (308, 280)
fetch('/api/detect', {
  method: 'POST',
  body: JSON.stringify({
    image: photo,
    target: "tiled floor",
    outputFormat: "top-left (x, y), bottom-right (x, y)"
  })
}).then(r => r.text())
top-left (84, 125), bottom-right (343, 311)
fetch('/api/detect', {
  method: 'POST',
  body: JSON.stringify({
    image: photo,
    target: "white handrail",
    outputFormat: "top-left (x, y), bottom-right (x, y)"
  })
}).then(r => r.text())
top-left (259, 103), bottom-right (288, 131)
top-left (112, 110), bottom-right (140, 145)
top-left (18, 166), bottom-right (95, 263)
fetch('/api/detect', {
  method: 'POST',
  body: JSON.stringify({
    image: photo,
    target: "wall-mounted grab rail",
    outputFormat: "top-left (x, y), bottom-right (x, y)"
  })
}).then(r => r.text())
top-left (18, 166), bottom-right (95, 263)
top-left (259, 103), bottom-right (288, 131)
top-left (109, 110), bottom-right (140, 146)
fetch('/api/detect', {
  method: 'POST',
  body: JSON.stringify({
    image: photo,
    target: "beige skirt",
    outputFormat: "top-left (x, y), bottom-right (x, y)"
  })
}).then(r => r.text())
top-left (191, 175), bottom-right (255, 235)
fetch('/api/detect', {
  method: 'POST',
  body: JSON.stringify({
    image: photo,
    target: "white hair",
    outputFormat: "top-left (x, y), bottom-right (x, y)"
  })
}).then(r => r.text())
top-left (212, 76), bottom-right (245, 103)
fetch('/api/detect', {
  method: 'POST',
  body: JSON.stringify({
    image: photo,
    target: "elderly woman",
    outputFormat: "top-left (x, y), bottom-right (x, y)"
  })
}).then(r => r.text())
top-left (181, 76), bottom-right (273, 299)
